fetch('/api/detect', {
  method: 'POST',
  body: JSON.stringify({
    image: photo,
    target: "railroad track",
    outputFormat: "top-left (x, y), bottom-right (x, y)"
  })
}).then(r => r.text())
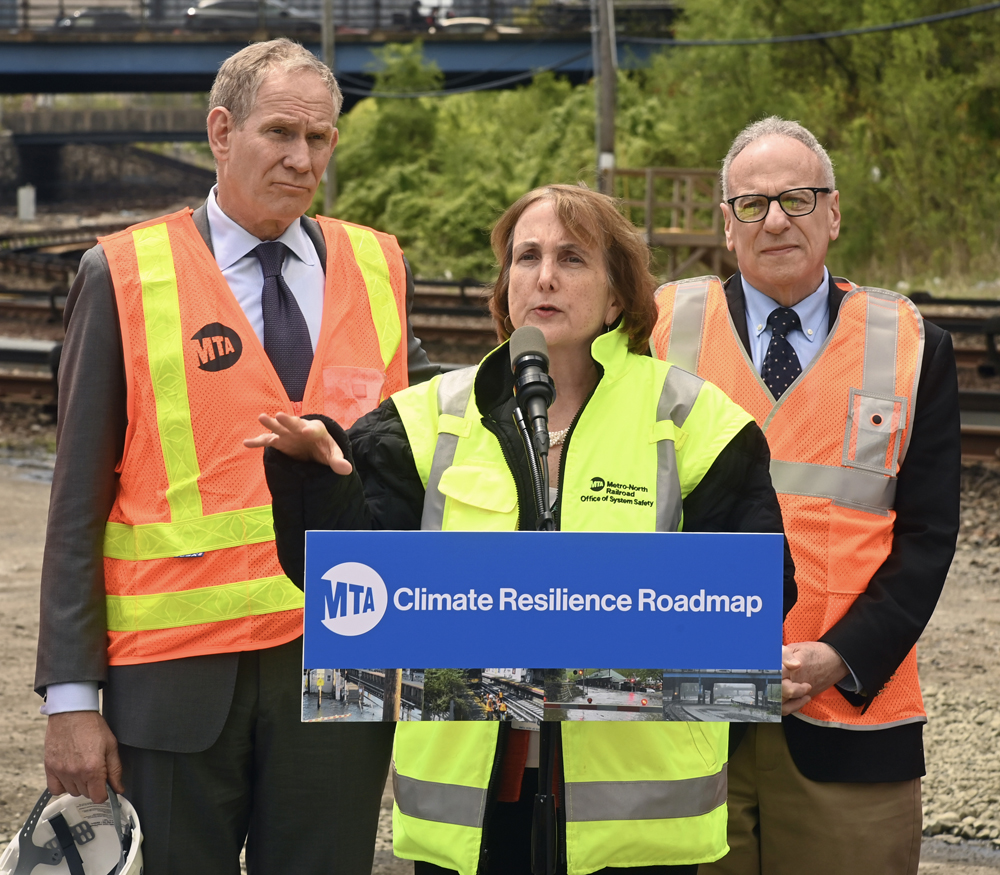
top-left (480, 679), bottom-right (544, 722)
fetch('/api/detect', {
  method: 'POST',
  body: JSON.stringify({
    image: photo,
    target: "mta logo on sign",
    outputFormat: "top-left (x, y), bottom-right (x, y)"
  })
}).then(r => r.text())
top-left (321, 562), bottom-right (388, 636)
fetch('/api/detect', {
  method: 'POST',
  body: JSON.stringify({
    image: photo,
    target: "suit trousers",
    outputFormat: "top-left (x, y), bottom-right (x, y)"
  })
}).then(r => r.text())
top-left (118, 638), bottom-right (393, 875)
top-left (699, 723), bottom-right (921, 875)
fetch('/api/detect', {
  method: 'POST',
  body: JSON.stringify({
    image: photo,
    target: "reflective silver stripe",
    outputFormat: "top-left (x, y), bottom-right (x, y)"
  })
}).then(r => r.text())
top-left (658, 365), bottom-right (704, 429)
top-left (663, 278), bottom-right (710, 374)
top-left (393, 766), bottom-right (487, 829)
top-left (420, 368), bottom-right (477, 531)
top-left (792, 711), bottom-right (926, 731)
top-left (897, 293), bottom-right (925, 464)
top-left (565, 765), bottom-right (727, 823)
top-left (862, 291), bottom-right (900, 398)
top-left (654, 366), bottom-right (704, 531)
top-left (656, 439), bottom-right (682, 533)
top-left (770, 459), bottom-right (896, 511)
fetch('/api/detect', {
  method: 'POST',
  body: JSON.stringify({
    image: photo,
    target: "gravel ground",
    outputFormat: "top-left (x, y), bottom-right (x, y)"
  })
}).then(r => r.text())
top-left (0, 423), bottom-right (998, 873)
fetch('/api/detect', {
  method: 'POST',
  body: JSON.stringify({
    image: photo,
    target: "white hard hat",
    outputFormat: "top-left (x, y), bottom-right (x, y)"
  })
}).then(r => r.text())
top-left (0, 785), bottom-right (142, 875)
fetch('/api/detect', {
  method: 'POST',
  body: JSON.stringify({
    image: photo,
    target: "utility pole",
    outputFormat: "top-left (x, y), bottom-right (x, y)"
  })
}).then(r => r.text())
top-left (383, 669), bottom-right (402, 722)
top-left (596, 0), bottom-right (617, 194)
top-left (322, 0), bottom-right (336, 215)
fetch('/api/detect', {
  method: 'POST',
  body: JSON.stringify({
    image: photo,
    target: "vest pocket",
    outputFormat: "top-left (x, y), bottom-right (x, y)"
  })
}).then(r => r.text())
top-left (841, 388), bottom-right (906, 475)
top-left (322, 366), bottom-right (385, 426)
top-left (438, 463), bottom-right (517, 529)
top-left (826, 503), bottom-right (894, 595)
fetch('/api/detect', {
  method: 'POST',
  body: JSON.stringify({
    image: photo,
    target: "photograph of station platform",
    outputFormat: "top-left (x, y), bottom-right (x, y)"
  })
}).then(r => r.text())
top-left (303, 668), bottom-right (781, 723)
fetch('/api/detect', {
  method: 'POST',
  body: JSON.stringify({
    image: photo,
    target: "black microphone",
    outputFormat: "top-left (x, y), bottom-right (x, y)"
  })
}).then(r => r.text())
top-left (510, 326), bottom-right (556, 458)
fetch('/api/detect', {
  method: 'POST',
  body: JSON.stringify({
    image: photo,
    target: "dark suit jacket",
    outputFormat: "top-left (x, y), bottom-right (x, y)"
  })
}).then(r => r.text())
top-left (725, 272), bottom-right (961, 783)
top-left (34, 204), bottom-right (438, 752)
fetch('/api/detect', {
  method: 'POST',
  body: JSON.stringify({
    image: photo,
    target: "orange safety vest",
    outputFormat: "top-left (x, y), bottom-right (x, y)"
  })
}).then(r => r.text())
top-left (651, 275), bottom-right (925, 729)
top-left (99, 208), bottom-right (408, 665)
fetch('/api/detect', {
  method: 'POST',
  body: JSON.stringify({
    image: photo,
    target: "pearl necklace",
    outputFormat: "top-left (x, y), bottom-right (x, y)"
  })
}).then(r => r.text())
top-left (549, 426), bottom-right (570, 447)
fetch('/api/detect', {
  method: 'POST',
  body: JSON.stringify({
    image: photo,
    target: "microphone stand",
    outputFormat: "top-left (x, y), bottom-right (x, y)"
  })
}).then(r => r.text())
top-left (513, 407), bottom-right (555, 532)
top-left (513, 403), bottom-right (558, 875)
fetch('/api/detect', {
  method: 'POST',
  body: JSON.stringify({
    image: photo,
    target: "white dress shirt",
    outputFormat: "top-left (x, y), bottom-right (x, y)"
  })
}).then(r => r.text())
top-left (42, 190), bottom-right (326, 716)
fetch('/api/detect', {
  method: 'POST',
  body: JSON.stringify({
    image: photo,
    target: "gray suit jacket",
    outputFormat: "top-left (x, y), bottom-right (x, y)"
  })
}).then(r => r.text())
top-left (35, 204), bottom-right (438, 752)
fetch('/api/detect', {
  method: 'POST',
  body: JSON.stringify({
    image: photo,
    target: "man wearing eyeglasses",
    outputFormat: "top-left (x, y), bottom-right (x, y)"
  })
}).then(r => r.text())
top-left (652, 117), bottom-right (960, 875)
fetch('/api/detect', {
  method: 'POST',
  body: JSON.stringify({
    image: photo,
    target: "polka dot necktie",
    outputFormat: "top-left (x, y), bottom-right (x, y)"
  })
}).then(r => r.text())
top-left (762, 307), bottom-right (803, 399)
top-left (253, 241), bottom-right (313, 403)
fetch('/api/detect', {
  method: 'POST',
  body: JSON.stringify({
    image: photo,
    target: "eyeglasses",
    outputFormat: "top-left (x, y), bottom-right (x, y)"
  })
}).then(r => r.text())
top-left (726, 187), bottom-right (831, 223)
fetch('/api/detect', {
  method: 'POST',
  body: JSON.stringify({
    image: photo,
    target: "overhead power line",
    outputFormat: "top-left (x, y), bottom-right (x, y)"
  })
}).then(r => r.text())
top-left (338, 48), bottom-right (593, 98)
top-left (338, 2), bottom-right (1000, 99)
top-left (625, 1), bottom-right (1000, 46)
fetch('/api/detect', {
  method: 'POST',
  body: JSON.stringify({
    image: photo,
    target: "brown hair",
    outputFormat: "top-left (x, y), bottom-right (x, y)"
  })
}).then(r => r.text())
top-left (209, 38), bottom-right (343, 128)
top-left (489, 184), bottom-right (658, 355)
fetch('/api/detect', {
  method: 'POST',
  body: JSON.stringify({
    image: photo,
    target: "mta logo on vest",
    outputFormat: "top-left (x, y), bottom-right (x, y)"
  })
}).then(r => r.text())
top-left (321, 562), bottom-right (388, 636)
top-left (191, 322), bottom-right (243, 372)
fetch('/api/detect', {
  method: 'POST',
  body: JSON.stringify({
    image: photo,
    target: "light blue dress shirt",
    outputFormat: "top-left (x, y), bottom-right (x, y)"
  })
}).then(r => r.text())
top-left (742, 269), bottom-right (830, 373)
top-left (42, 190), bottom-right (327, 716)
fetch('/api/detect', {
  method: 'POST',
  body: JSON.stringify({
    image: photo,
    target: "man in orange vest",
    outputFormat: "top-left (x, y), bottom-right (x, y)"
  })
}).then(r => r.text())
top-left (35, 39), bottom-right (435, 874)
top-left (652, 118), bottom-right (960, 875)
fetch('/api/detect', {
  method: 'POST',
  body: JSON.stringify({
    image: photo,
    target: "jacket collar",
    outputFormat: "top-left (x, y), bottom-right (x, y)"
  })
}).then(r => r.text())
top-left (190, 197), bottom-right (328, 265)
top-left (473, 327), bottom-right (633, 417)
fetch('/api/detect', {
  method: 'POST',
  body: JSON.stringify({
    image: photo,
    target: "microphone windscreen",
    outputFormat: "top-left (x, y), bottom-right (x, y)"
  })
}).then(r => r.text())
top-left (509, 326), bottom-right (549, 371)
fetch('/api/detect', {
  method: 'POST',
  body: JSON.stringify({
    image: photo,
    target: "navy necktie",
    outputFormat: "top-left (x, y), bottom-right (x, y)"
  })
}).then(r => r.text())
top-left (762, 307), bottom-right (803, 399)
top-left (253, 241), bottom-right (313, 403)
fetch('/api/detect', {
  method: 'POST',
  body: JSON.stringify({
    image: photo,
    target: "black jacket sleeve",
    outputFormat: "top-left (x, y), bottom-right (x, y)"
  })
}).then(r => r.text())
top-left (683, 421), bottom-right (797, 619)
top-left (264, 415), bottom-right (372, 588)
top-left (264, 400), bottom-right (426, 586)
top-left (818, 323), bottom-right (961, 701)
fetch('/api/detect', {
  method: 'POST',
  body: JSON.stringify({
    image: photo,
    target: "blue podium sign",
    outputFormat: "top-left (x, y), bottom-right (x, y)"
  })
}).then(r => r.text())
top-left (301, 531), bottom-right (784, 723)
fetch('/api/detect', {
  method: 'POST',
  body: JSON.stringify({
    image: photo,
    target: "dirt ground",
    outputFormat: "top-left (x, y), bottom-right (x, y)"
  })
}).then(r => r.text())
top-left (1, 456), bottom-right (999, 872)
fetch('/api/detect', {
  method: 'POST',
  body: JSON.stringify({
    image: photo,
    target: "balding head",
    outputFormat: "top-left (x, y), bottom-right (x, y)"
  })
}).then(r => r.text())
top-left (721, 126), bottom-right (841, 307)
top-left (721, 117), bottom-right (835, 200)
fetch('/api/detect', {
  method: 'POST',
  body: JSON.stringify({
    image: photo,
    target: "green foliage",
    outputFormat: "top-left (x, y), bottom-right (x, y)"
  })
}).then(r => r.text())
top-left (324, 3), bottom-right (1000, 285)
top-left (422, 668), bottom-right (471, 719)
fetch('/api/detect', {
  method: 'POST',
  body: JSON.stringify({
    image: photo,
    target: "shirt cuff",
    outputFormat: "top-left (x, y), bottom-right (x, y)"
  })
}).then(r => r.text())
top-left (40, 682), bottom-right (100, 715)
top-left (832, 651), bottom-right (863, 694)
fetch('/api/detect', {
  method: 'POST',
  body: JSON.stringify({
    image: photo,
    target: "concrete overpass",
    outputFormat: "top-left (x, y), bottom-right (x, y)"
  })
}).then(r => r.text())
top-left (5, 107), bottom-right (208, 144)
top-left (0, 33), bottom-right (655, 97)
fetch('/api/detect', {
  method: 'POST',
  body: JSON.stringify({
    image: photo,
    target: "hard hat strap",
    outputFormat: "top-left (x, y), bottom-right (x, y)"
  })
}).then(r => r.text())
top-left (48, 814), bottom-right (86, 875)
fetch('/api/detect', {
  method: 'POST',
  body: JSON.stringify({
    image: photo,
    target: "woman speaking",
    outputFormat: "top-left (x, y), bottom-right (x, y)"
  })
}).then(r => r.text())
top-left (249, 185), bottom-right (795, 875)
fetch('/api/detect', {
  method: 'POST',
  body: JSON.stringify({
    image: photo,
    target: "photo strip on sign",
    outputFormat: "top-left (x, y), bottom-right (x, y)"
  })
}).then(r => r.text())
top-left (301, 531), bottom-right (784, 724)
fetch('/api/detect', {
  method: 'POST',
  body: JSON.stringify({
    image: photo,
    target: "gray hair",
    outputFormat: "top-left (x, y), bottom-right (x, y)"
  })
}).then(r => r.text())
top-left (209, 38), bottom-right (343, 128)
top-left (721, 116), bottom-right (835, 200)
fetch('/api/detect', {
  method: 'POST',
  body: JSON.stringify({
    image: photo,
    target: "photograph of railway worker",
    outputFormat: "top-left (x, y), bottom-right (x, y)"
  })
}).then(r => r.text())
top-left (652, 117), bottom-right (961, 875)
top-left (34, 38), bottom-right (437, 875)
top-left (250, 183), bottom-right (798, 875)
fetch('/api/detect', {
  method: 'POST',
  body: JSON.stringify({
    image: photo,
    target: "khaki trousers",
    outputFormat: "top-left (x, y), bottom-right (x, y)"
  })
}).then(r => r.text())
top-left (699, 723), bottom-right (921, 875)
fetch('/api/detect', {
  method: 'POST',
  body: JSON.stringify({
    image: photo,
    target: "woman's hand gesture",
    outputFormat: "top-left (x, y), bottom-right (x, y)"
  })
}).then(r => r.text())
top-left (244, 412), bottom-right (353, 476)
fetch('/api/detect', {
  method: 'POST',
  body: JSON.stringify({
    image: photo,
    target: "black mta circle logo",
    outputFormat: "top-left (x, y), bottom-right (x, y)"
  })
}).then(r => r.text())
top-left (590, 477), bottom-right (606, 492)
top-left (191, 323), bottom-right (243, 372)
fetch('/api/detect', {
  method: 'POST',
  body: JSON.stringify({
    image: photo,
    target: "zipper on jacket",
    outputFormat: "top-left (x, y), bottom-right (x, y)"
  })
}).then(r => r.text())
top-left (555, 724), bottom-right (568, 874)
top-left (476, 720), bottom-right (510, 875)
top-left (552, 379), bottom-right (599, 530)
